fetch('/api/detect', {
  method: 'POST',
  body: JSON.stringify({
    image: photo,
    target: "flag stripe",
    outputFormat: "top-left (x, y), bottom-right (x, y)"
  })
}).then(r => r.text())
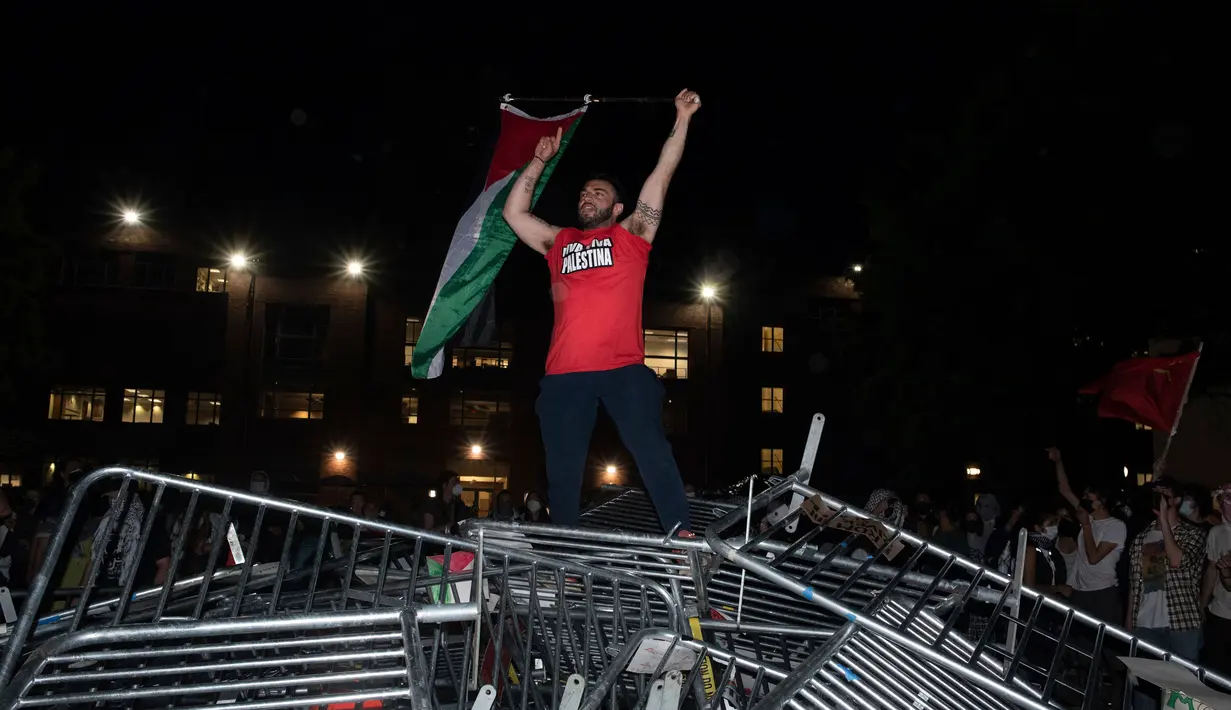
top-left (411, 105), bottom-right (585, 379)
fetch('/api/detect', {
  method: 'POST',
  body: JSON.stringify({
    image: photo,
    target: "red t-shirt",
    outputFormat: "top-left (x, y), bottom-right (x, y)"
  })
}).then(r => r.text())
top-left (544, 224), bottom-right (650, 375)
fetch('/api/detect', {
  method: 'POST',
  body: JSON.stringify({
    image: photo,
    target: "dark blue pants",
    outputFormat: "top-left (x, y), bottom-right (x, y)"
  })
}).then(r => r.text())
top-left (536, 364), bottom-right (692, 533)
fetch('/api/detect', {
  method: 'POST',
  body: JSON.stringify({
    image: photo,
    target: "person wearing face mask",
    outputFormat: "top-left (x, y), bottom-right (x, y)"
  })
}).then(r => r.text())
top-left (1049, 448), bottom-right (1128, 619)
top-left (1054, 507), bottom-right (1081, 587)
top-left (522, 492), bottom-right (551, 524)
top-left (1050, 447), bottom-right (1132, 704)
top-left (1177, 483), bottom-right (1212, 532)
top-left (1200, 484), bottom-right (1231, 675)
top-left (1125, 480), bottom-right (1207, 709)
top-left (997, 509), bottom-right (1068, 596)
top-left (423, 471), bottom-right (474, 535)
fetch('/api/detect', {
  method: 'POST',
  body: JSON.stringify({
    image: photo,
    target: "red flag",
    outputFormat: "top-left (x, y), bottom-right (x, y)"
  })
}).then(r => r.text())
top-left (1079, 351), bottom-right (1200, 431)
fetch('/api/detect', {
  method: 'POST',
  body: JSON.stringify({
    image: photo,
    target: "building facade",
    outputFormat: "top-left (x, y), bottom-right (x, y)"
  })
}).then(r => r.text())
top-left (722, 274), bottom-right (863, 485)
top-left (1, 222), bottom-right (727, 517)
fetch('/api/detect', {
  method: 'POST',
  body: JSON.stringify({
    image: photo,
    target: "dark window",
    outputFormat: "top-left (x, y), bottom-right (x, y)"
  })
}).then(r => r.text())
top-left (66, 252), bottom-right (120, 287)
top-left (449, 391), bottom-right (510, 429)
top-left (265, 305), bottom-right (329, 367)
top-left (134, 253), bottom-right (174, 289)
top-left (404, 318), bottom-right (423, 366)
top-left (187, 392), bottom-right (222, 425)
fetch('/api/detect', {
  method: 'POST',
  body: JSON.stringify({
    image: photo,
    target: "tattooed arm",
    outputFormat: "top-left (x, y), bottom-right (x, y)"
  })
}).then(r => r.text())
top-left (503, 128), bottom-right (563, 256)
top-left (622, 88), bottom-right (702, 243)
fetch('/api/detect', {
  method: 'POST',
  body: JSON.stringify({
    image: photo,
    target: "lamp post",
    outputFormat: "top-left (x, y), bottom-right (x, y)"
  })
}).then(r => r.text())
top-left (700, 284), bottom-right (718, 488)
top-left (231, 253), bottom-right (256, 454)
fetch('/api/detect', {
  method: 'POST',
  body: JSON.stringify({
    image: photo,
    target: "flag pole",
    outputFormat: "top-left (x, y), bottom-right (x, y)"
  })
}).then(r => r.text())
top-left (501, 93), bottom-right (675, 104)
top-left (1156, 341), bottom-right (1204, 475)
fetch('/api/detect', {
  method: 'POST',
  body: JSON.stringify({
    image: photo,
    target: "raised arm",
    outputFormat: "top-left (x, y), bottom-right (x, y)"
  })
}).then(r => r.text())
top-left (622, 88), bottom-right (702, 243)
top-left (502, 127), bottom-right (563, 256)
top-left (1047, 447), bottom-right (1081, 509)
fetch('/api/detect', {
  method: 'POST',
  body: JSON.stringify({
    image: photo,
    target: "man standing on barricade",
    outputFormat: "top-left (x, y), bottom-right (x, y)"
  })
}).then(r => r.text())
top-left (503, 89), bottom-right (701, 534)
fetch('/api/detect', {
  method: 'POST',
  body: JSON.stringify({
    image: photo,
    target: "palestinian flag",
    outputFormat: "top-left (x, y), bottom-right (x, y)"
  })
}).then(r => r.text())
top-left (411, 103), bottom-right (587, 379)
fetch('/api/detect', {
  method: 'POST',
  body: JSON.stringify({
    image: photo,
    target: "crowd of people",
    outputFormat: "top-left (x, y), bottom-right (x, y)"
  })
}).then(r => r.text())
top-left (867, 447), bottom-right (1231, 707)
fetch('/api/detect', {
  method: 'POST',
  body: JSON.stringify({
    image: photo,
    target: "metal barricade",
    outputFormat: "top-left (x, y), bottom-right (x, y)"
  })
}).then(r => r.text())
top-left (575, 623), bottom-right (1062, 710)
top-left (0, 606), bottom-right (471, 710)
top-left (703, 470), bottom-right (1231, 710)
top-left (0, 467), bottom-right (684, 709)
top-left (577, 627), bottom-right (826, 709)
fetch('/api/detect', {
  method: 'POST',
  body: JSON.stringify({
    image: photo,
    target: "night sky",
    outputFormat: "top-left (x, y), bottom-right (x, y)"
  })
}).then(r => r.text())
top-left (2, 5), bottom-right (1220, 492)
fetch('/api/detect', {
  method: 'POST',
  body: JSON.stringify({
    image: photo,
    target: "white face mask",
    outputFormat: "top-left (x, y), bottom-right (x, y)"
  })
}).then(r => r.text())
top-left (526, 500), bottom-right (542, 513)
top-left (1043, 525), bottom-right (1059, 540)
top-left (452, 483), bottom-right (464, 497)
top-left (1179, 500), bottom-right (1196, 518)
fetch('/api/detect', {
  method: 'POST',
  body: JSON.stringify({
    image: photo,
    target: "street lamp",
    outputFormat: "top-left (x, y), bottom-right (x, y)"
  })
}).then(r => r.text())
top-left (699, 284), bottom-right (719, 487)
top-left (334, 450), bottom-right (347, 462)
top-left (851, 264), bottom-right (863, 273)
top-left (231, 251), bottom-right (255, 455)
top-left (471, 444), bottom-right (483, 457)
top-left (606, 464), bottom-right (617, 475)
top-left (346, 260), bottom-right (364, 277)
top-left (121, 209), bottom-right (142, 226)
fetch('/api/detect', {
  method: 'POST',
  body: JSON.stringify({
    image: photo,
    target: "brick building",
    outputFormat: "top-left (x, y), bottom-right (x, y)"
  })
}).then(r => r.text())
top-left (1, 221), bottom-right (727, 517)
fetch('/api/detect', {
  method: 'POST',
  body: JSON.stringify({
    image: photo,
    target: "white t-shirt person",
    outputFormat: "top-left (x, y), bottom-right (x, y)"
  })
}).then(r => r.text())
top-left (1206, 523), bottom-right (1231, 620)
top-left (1072, 515), bottom-right (1128, 591)
top-left (1136, 530), bottom-right (1169, 627)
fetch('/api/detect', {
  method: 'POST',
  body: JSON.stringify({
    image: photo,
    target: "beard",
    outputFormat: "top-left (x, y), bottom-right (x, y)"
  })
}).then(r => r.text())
top-left (578, 203), bottom-right (614, 229)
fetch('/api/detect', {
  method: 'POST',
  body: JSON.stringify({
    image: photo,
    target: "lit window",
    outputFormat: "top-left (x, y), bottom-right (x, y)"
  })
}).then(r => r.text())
top-left (48, 386), bottom-right (106, 421)
top-left (455, 474), bottom-right (509, 517)
top-left (195, 267), bottom-right (228, 293)
top-left (761, 387), bottom-right (784, 414)
top-left (1135, 422), bottom-right (1153, 431)
top-left (450, 392), bottom-right (510, 428)
top-left (0, 473), bottom-right (21, 487)
top-left (405, 317), bottom-right (423, 366)
top-left (183, 471), bottom-right (215, 483)
top-left (402, 395), bottom-right (420, 424)
top-left (260, 391), bottom-right (325, 419)
top-left (761, 326), bottom-right (784, 353)
top-left (186, 392), bottom-right (222, 425)
top-left (760, 448), bottom-right (784, 475)
top-left (1137, 473), bottom-right (1155, 487)
top-left (121, 389), bottom-right (166, 424)
top-left (452, 343), bottom-right (513, 369)
top-left (645, 329), bottom-right (689, 379)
